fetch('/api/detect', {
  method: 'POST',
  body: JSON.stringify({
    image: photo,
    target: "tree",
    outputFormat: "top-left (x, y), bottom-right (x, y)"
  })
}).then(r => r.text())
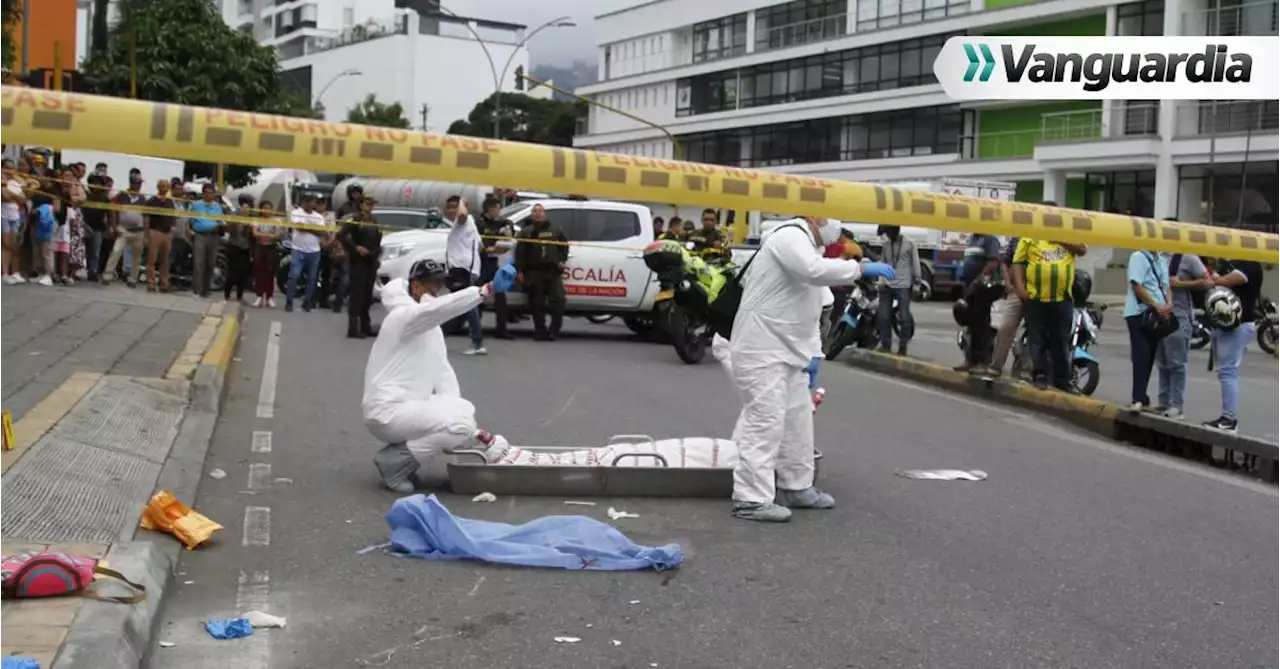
top-left (447, 93), bottom-right (585, 147)
top-left (78, 0), bottom-right (318, 187)
top-left (2, 0), bottom-right (20, 72)
top-left (345, 94), bottom-right (411, 129)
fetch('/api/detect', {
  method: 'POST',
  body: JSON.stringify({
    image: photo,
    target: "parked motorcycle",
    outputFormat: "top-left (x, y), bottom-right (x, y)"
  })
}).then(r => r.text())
top-left (955, 302), bottom-right (1105, 395)
top-left (1191, 296), bottom-right (1277, 356)
top-left (1190, 310), bottom-right (1212, 350)
top-left (824, 278), bottom-right (899, 360)
top-left (646, 241), bottom-right (722, 364)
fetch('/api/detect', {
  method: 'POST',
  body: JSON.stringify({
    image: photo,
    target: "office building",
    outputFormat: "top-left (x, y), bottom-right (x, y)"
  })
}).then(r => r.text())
top-left (574, 0), bottom-right (1278, 237)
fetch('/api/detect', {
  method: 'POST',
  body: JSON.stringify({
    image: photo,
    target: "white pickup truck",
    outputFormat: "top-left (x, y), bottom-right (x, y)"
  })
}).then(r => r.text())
top-left (375, 199), bottom-right (667, 333)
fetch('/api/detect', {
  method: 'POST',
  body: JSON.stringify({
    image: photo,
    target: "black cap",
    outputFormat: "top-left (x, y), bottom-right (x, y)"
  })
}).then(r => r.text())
top-left (409, 258), bottom-right (446, 283)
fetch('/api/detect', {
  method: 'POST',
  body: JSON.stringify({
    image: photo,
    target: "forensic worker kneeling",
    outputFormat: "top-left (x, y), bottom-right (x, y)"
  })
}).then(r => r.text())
top-left (728, 217), bottom-right (895, 522)
top-left (365, 259), bottom-right (497, 493)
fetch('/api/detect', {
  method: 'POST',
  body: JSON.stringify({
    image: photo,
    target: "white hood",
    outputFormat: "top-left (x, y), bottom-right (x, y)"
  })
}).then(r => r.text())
top-left (380, 278), bottom-right (416, 310)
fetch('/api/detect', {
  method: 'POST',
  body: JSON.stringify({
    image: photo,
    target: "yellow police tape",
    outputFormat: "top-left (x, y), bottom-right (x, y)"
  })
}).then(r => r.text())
top-left (3, 87), bottom-right (1276, 261)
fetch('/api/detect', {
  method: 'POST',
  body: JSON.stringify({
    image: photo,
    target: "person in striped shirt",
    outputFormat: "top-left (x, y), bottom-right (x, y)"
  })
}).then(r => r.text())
top-left (1011, 208), bottom-right (1088, 391)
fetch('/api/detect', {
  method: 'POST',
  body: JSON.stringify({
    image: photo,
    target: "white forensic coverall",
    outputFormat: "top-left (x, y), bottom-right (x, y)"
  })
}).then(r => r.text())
top-left (728, 220), bottom-right (861, 504)
top-left (363, 278), bottom-right (487, 472)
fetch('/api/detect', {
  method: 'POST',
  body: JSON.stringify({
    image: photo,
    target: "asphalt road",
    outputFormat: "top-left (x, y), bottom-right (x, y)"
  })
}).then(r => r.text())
top-left (149, 307), bottom-right (1278, 669)
top-left (893, 302), bottom-right (1279, 443)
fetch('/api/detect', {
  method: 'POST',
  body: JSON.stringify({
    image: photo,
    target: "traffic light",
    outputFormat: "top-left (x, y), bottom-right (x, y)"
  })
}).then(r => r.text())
top-left (513, 65), bottom-right (524, 91)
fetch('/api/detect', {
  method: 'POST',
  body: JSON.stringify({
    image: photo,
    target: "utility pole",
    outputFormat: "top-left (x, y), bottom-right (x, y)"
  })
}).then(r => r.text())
top-left (419, 103), bottom-right (430, 132)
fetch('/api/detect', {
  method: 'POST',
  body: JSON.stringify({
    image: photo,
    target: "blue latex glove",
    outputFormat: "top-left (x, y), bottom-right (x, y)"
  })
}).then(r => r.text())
top-left (205, 618), bottom-right (254, 640)
top-left (493, 263), bottom-right (517, 294)
top-left (1, 658), bottom-right (41, 669)
top-left (805, 356), bottom-right (821, 389)
top-left (860, 261), bottom-right (896, 282)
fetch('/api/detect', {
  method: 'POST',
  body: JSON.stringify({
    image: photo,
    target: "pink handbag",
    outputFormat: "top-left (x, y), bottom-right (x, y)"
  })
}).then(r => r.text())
top-left (1, 552), bottom-right (146, 602)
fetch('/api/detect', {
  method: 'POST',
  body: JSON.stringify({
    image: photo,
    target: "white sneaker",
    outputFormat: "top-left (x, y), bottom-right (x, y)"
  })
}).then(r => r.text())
top-left (463, 346), bottom-right (488, 356)
top-left (2, 275), bottom-right (15, 285)
top-left (266, 298), bottom-right (276, 308)
top-left (252, 296), bottom-right (263, 307)
top-left (1164, 407), bottom-right (1184, 420)
top-left (11, 273), bottom-right (27, 284)
top-left (36, 275), bottom-right (54, 286)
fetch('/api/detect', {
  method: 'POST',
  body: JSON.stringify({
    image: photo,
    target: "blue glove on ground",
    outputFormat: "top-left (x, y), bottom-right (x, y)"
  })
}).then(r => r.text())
top-left (205, 618), bottom-right (254, 640)
top-left (493, 263), bottom-right (518, 294)
top-left (1, 658), bottom-right (41, 669)
top-left (860, 261), bottom-right (896, 281)
top-left (805, 356), bottom-right (821, 389)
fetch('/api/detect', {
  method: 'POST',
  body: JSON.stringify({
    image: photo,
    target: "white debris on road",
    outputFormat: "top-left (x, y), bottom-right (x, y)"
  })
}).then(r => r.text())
top-left (553, 636), bottom-right (582, 643)
top-left (608, 507), bottom-right (640, 520)
top-left (472, 492), bottom-right (497, 503)
top-left (242, 610), bottom-right (287, 628)
top-left (896, 469), bottom-right (988, 481)
top-left (208, 468), bottom-right (227, 479)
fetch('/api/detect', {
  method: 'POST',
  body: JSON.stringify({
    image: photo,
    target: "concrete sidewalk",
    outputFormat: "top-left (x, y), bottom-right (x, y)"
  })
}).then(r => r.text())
top-left (1, 284), bottom-right (243, 669)
top-left (2, 283), bottom-right (211, 423)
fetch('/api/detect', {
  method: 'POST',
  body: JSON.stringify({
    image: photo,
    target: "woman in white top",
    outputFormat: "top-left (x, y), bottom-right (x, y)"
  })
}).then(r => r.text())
top-left (2, 158), bottom-right (29, 284)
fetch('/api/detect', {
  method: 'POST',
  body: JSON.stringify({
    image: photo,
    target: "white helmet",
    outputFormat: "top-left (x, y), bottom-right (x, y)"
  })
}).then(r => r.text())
top-left (1205, 286), bottom-right (1242, 329)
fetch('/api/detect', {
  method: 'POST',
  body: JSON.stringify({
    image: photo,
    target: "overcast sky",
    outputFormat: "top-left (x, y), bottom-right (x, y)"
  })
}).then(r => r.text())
top-left (444, 0), bottom-right (632, 66)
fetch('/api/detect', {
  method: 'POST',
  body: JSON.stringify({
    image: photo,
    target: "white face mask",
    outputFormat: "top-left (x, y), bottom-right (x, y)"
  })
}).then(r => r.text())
top-left (818, 222), bottom-right (843, 246)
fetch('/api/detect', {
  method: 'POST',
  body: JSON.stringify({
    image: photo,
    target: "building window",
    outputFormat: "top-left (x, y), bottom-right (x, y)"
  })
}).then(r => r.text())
top-left (755, 0), bottom-right (848, 50)
top-left (1176, 162), bottom-right (1277, 232)
top-left (604, 45), bottom-right (612, 79)
top-left (856, 0), bottom-right (968, 31)
top-left (1117, 0), bottom-right (1164, 35)
top-left (678, 105), bottom-right (961, 167)
top-left (692, 13), bottom-right (748, 62)
top-left (675, 34), bottom-right (951, 116)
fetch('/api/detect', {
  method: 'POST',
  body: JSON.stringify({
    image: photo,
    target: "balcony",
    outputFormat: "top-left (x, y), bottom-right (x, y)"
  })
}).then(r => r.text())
top-left (1182, 0), bottom-right (1279, 35)
top-left (755, 14), bottom-right (849, 52)
top-left (962, 105), bottom-right (1161, 164)
top-left (278, 13), bottom-right (410, 59)
top-left (1174, 100), bottom-right (1280, 137)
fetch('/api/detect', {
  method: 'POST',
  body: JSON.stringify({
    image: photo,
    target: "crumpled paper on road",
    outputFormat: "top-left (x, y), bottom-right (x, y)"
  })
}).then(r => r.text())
top-left (139, 490), bottom-right (224, 550)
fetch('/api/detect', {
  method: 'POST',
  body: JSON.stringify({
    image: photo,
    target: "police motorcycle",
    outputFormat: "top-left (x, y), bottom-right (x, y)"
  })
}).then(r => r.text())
top-left (1254, 295), bottom-right (1277, 356)
top-left (642, 240), bottom-right (732, 364)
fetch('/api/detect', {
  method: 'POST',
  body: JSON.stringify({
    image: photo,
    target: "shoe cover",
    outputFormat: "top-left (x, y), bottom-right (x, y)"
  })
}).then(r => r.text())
top-left (775, 487), bottom-right (835, 509)
top-left (732, 502), bottom-right (792, 522)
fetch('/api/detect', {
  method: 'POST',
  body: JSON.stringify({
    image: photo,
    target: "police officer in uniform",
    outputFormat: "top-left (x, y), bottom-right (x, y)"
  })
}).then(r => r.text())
top-left (478, 195), bottom-right (516, 340)
top-left (659, 216), bottom-right (684, 242)
top-left (338, 195), bottom-right (382, 338)
top-left (688, 208), bottom-right (724, 251)
top-left (514, 203), bottom-right (568, 341)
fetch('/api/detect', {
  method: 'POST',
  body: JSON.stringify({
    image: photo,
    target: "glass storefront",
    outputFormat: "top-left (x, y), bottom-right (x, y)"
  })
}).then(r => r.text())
top-left (1177, 161), bottom-right (1279, 233)
top-left (1083, 170), bottom-right (1157, 217)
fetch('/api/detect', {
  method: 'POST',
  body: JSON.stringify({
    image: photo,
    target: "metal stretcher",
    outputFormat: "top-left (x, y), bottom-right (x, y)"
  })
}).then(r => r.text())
top-left (443, 434), bottom-right (822, 498)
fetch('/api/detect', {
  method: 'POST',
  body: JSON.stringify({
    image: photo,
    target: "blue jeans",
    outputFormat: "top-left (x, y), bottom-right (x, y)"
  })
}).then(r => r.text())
top-left (1212, 323), bottom-right (1254, 420)
top-left (286, 249), bottom-right (321, 307)
top-left (877, 286), bottom-right (914, 349)
top-left (459, 273), bottom-right (483, 347)
top-left (83, 227), bottom-right (103, 278)
top-left (1155, 316), bottom-right (1192, 410)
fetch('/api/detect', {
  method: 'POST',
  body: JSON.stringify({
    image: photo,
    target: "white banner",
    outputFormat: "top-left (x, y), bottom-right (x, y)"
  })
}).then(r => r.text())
top-left (934, 36), bottom-right (1280, 100)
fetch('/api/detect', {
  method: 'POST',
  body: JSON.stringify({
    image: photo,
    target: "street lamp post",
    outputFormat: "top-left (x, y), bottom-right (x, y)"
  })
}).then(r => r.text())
top-left (314, 68), bottom-right (362, 116)
top-left (435, 8), bottom-right (574, 139)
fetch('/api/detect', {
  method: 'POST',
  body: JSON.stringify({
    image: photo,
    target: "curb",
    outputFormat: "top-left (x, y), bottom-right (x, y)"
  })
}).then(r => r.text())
top-left (844, 348), bottom-right (1119, 437)
top-left (843, 348), bottom-right (1278, 482)
top-left (52, 303), bottom-right (244, 669)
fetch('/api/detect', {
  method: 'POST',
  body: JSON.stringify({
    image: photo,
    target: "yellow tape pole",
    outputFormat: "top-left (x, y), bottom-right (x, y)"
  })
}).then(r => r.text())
top-left (2, 87), bottom-right (1276, 262)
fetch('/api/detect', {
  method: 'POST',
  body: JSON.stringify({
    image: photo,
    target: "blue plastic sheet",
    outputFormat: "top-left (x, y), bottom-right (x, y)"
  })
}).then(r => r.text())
top-left (386, 494), bottom-right (683, 571)
top-left (205, 618), bottom-right (254, 639)
top-left (1, 658), bottom-right (41, 669)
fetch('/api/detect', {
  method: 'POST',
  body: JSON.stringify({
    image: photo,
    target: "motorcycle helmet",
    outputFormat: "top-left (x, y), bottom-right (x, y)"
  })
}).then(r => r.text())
top-left (1204, 286), bottom-right (1243, 330)
top-left (1070, 269), bottom-right (1093, 307)
top-left (952, 298), bottom-right (970, 326)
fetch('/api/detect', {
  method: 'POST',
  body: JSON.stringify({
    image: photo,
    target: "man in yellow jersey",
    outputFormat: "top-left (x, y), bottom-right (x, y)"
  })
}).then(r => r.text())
top-left (1011, 207), bottom-right (1088, 391)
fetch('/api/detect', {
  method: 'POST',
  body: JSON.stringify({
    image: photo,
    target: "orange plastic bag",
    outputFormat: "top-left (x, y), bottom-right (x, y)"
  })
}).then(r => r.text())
top-left (139, 491), bottom-right (223, 550)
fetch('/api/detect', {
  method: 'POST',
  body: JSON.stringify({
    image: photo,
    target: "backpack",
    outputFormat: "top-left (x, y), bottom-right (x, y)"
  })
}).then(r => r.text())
top-left (1, 551), bottom-right (146, 603)
top-left (706, 224), bottom-right (804, 339)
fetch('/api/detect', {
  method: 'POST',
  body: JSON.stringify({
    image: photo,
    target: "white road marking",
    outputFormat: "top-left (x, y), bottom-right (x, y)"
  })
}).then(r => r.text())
top-left (252, 430), bottom-right (272, 453)
top-left (243, 507), bottom-right (272, 547)
top-left (235, 570), bottom-right (272, 669)
top-left (467, 575), bottom-right (485, 598)
top-left (248, 463), bottom-right (272, 490)
top-left (846, 367), bottom-right (1278, 497)
top-left (256, 321), bottom-right (282, 419)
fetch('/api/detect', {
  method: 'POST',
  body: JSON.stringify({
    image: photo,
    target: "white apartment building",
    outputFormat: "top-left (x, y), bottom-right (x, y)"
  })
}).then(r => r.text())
top-left (219, 0), bottom-right (529, 132)
top-left (574, 0), bottom-right (1279, 238)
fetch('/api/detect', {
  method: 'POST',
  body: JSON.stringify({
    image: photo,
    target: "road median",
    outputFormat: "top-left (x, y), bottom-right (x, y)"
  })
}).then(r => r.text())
top-left (843, 348), bottom-right (1277, 482)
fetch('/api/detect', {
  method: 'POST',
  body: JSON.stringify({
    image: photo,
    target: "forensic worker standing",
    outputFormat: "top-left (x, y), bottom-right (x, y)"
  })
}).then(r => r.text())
top-left (728, 217), bottom-right (894, 522)
top-left (364, 259), bottom-right (494, 492)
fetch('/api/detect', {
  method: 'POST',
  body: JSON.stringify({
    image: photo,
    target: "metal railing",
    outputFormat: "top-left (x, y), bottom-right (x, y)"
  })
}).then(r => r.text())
top-left (960, 131), bottom-right (1041, 160)
top-left (1182, 0), bottom-right (1278, 35)
top-left (285, 14), bottom-right (411, 59)
top-left (1040, 104), bottom-right (1159, 142)
top-left (856, 0), bottom-right (971, 31)
top-left (755, 13), bottom-right (848, 51)
top-left (1174, 101), bottom-right (1280, 136)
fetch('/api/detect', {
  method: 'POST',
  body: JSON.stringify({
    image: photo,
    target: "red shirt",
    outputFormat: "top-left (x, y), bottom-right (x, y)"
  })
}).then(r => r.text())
top-left (823, 241), bottom-right (844, 258)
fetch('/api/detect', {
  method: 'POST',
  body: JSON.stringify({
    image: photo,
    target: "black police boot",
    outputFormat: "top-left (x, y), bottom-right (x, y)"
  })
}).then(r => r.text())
top-left (347, 317), bottom-right (365, 339)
